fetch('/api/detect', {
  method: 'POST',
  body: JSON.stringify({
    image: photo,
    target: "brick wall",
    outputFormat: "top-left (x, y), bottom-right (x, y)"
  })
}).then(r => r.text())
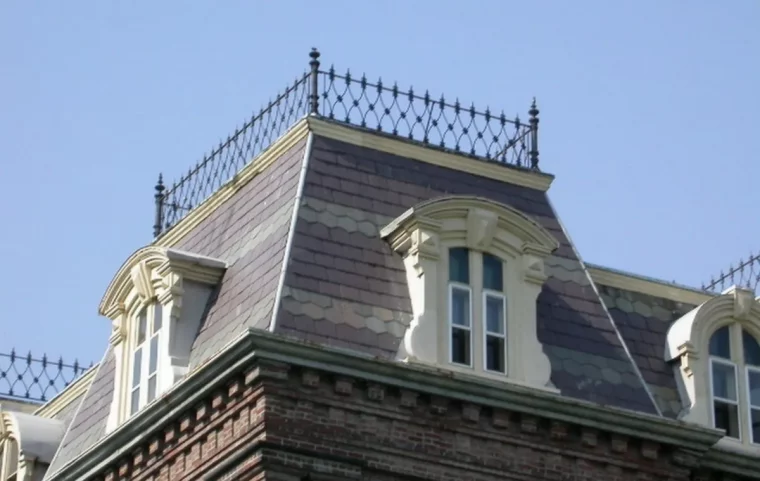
top-left (86, 359), bottom-right (732, 481)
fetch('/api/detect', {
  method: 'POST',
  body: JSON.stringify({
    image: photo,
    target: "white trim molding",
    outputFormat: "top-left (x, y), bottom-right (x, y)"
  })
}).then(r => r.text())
top-left (99, 246), bottom-right (227, 430)
top-left (666, 285), bottom-right (760, 451)
top-left (381, 195), bottom-right (560, 391)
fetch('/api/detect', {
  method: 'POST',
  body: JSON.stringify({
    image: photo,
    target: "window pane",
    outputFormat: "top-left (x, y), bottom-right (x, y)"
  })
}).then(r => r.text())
top-left (130, 388), bottom-right (140, 415)
top-left (709, 326), bottom-right (731, 359)
top-left (749, 369), bottom-right (760, 407)
top-left (752, 409), bottom-right (760, 445)
top-left (451, 287), bottom-right (471, 327)
top-left (482, 253), bottom-right (503, 291)
top-left (744, 330), bottom-right (760, 367)
top-left (714, 401), bottom-right (740, 438)
top-left (451, 327), bottom-right (470, 365)
top-left (711, 361), bottom-right (737, 401)
top-left (486, 335), bottom-right (505, 373)
top-left (449, 248), bottom-right (469, 284)
top-left (132, 348), bottom-right (142, 388)
top-left (148, 376), bottom-right (157, 402)
top-left (137, 309), bottom-right (147, 344)
top-left (149, 335), bottom-right (159, 374)
top-left (485, 295), bottom-right (505, 334)
top-left (153, 303), bottom-right (163, 332)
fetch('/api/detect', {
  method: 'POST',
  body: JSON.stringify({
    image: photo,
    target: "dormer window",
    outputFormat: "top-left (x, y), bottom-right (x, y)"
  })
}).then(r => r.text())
top-left (129, 302), bottom-right (164, 416)
top-left (666, 286), bottom-right (760, 450)
top-left (708, 324), bottom-right (760, 443)
top-left (99, 246), bottom-right (226, 430)
top-left (381, 196), bottom-right (559, 391)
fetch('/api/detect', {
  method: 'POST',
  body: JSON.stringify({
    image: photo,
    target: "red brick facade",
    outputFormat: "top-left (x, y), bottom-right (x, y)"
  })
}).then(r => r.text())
top-left (88, 356), bottom-right (736, 481)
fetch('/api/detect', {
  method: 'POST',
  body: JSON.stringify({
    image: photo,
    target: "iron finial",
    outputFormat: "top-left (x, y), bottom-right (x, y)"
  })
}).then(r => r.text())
top-left (309, 48), bottom-right (321, 114)
top-left (153, 173), bottom-right (166, 238)
top-left (528, 97), bottom-right (540, 170)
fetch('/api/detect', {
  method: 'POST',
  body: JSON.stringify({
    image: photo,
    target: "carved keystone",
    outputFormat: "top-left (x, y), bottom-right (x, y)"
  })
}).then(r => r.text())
top-left (640, 441), bottom-right (659, 460)
top-left (302, 370), bottom-right (320, 388)
top-left (581, 428), bottom-right (598, 447)
top-left (610, 434), bottom-right (628, 453)
top-left (400, 390), bottom-right (418, 408)
top-left (367, 384), bottom-right (385, 402)
top-left (462, 404), bottom-right (480, 423)
top-left (334, 377), bottom-right (353, 396)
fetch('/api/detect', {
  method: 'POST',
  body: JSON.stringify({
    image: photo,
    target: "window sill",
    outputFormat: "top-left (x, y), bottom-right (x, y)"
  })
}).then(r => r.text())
top-left (715, 436), bottom-right (760, 457)
top-left (402, 357), bottom-right (560, 394)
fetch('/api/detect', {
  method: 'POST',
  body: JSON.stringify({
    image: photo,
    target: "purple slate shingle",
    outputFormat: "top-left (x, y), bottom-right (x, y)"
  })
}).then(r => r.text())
top-left (45, 138), bottom-right (307, 476)
top-left (273, 134), bottom-right (660, 415)
top-left (45, 348), bottom-right (115, 478)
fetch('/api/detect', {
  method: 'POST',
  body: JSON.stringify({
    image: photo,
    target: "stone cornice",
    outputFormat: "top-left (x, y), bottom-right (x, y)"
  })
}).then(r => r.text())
top-left (307, 117), bottom-right (555, 192)
top-left (46, 329), bottom-right (742, 481)
top-left (586, 263), bottom-right (714, 306)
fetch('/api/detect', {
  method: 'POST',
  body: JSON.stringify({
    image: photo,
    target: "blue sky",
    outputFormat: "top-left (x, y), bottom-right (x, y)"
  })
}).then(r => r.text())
top-left (1, 1), bottom-right (758, 367)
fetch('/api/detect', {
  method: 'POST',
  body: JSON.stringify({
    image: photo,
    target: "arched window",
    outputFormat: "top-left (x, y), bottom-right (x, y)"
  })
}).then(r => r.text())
top-left (709, 324), bottom-right (760, 444)
top-left (381, 196), bottom-right (559, 389)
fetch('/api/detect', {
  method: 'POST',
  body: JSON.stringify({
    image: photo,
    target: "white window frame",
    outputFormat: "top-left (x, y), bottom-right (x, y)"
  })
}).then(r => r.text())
top-left (128, 301), bottom-right (164, 417)
top-left (707, 323), bottom-right (760, 445)
top-left (483, 290), bottom-right (507, 374)
top-left (709, 356), bottom-right (740, 438)
top-left (446, 248), bottom-right (508, 375)
top-left (746, 364), bottom-right (760, 444)
top-left (448, 282), bottom-right (473, 368)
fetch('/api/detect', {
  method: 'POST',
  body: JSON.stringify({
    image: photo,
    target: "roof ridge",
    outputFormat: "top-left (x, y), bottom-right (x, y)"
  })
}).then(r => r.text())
top-left (545, 196), bottom-right (663, 417)
top-left (43, 345), bottom-right (112, 481)
top-left (268, 129), bottom-right (315, 332)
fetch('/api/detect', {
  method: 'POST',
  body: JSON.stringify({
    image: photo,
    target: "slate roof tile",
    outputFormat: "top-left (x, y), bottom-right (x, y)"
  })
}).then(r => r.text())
top-left (274, 134), bottom-right (659, 415)
top-left (45, 347), bottom-right (115, 478)
top-left (597, 283), bottom-right (697, 418)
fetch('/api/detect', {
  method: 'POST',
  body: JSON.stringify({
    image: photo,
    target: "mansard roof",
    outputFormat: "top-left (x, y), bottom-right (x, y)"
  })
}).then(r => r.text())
top-left (54, 114), bottom-right (744, 477)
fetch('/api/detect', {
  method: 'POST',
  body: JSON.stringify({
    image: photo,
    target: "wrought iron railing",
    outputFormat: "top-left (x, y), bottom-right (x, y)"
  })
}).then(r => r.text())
top-left (0, 351), bottom-right (91, 403)
top-left (703, 252), bottom-right (760, 293)
top-left (153, 49), bottom-right (540, 237)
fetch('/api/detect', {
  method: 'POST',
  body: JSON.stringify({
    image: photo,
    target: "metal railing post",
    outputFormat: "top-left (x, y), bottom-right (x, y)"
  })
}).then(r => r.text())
top-left (529, 98), bottom-right (539, 170)
top-left (153, 174), bottom-right (165, 237)
top-left (309, 48), bottom-right (321, 114)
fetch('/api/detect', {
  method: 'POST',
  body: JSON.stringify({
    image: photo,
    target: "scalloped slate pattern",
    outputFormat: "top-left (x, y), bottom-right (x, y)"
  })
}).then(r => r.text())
top-left (274, 135), bottom-right (659, 415)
